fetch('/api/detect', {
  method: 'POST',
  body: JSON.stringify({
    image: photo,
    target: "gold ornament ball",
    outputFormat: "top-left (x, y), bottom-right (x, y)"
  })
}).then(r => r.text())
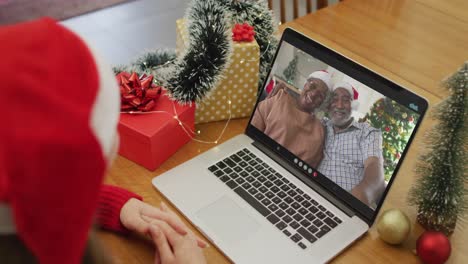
top-left (377, 209), bottom-right (411, 245)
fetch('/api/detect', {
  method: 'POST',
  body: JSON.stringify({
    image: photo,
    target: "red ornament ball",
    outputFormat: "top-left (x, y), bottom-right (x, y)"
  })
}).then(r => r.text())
top-left (416, 231), bottom-right (451, 264)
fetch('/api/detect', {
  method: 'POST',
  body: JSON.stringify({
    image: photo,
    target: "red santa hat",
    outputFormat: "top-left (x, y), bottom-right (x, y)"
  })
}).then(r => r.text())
top-left (308, 70), bottom-right (333, 90)
top-left (0, 18), bottom-right (120, 263)
top-left (332, 81), bottom-right (360, 110)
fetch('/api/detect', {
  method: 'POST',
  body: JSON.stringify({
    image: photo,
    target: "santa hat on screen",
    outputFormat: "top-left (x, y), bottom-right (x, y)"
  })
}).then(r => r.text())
top-left (0, 18), bottom-right (120, 264)
top-left (308, 70), bottom-right (333, 90)
top-left (333, 81), bottom-right (360, 110)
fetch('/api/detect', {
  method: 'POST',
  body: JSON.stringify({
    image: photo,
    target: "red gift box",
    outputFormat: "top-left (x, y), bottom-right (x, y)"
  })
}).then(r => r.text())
top-left (118, 90), bottom-right (195, 170)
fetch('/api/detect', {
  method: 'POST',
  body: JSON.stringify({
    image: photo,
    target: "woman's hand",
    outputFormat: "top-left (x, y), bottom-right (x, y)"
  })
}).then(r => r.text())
top-left (150, 220), bottom-right (207, 264)
top-left (120, 199), bottom-right (207, 248)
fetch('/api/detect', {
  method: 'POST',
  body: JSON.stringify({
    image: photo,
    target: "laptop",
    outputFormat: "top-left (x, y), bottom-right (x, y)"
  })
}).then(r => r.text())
top-left (152, 28), bottom-right (428, 263)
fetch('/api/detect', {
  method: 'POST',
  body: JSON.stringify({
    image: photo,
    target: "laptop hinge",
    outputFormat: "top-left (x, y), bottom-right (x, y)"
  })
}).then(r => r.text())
top-left (252, 141), bottom-right (356, 218)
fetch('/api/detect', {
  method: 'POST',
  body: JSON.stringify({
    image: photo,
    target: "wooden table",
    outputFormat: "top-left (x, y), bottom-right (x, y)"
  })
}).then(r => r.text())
top-left (99, 0), bottom-right (468, 263)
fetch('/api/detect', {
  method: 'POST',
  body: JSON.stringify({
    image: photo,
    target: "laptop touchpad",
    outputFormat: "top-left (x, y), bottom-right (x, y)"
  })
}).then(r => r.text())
top-left (195, 195), bottom-right (260, 246)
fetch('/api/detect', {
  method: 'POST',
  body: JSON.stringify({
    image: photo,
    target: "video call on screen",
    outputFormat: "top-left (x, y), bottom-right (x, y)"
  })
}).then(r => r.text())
top-left (252, 42), bottom-right (421, 208)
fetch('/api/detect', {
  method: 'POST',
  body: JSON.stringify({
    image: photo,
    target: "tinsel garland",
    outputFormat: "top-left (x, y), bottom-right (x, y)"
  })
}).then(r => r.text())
top-left (116, 0), bottom-right (277, 103)
top-left (112, 49), bottom-right (176, 78)
top-left (133, 49), bottom-right (176, 74)
top-left (158, 0), bottom-right (233, 103)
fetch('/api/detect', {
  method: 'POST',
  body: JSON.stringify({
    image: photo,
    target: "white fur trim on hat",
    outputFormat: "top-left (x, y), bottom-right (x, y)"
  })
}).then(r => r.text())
top-left (333, 82), bottom-right (360, 110)
top-left (88, 44), bottom-right (121, 161)
top-left (62, 25), bottom-right (120, 162)
top-left (308, 70), bottom-right (332, 90)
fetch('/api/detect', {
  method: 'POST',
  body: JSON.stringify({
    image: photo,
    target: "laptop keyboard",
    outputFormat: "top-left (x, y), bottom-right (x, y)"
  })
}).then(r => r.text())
top-left (207, 148), bottom-right (342, 250)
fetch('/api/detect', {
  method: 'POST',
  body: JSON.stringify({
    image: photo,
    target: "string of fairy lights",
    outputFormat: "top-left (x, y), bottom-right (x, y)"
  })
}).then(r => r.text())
top-left (117, 0), bottom-right (278, 145)
top-left (120, 37), bottom-right (268, 144)
top-left (120, 38), bottom-right (269, 145)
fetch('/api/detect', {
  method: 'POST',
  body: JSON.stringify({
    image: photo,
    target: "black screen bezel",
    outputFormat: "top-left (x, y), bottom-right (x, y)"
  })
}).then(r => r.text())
top-left (246, 27), bottom-right (428, 225)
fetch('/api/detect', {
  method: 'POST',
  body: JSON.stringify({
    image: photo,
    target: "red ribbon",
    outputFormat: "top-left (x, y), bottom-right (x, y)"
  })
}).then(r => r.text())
top-left (232, 23), bottom-right (255, 42)
top-left (116, 72), bottom-right (162, 112)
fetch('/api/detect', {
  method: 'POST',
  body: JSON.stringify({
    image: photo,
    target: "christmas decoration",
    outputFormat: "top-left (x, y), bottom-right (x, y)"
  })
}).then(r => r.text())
top-left (132, 49), bottom-right (176, 74)
top-left (224, 0), bottom-right (278, 89)
top-left (113, 50), bottom-right (177, 76)
top-left (117, 72), bottom-right (162, 112)
top-left (376, 209), bottom-right (411, 245)
top-left (118, 90), bottom-right (195, 171)
top-left (416, 231), bottom-right (451, 264)
top-left (359, 97), bottom-right (419, 180)
top-left (158, 0), bottom-right (233, 103)
top-left (160, 0), bottom-right (277, 103)
top-left (408, 62), bottom-right (467, 235)
top-left (232, 23), bottom-right (255, 42)
top-left (115, 0), bottom-right (277, 104)
top-left (176, 18), bottom-right (259, 123)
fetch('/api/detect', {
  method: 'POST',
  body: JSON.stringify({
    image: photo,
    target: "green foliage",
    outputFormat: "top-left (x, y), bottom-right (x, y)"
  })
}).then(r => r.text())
top-left (171, 0), bottom-right (278, 102)
top-left (133, 50), bottom-right (176, 73)
top-left (116, 0), bottom-right (277, 103)
top-left (282, 54), bottom-right (298, 85)
top-left (159, 0), bottom-right (233, 103)
top-left (113, 50), bottom-right (176, 78)
top-left (408, 62), bottom-right (468, 230)
top-left (360, 97), bottom-right (419, 180)
top-left (112, 65), bottom-right (128, 75)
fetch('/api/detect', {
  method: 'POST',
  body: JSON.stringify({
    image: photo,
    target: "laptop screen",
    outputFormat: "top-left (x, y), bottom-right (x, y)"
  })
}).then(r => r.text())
top-left (246, 28), bottom-right (427, 224)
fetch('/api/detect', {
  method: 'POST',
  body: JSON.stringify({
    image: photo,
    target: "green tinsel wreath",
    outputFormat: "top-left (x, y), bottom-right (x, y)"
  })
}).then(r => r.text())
top-left (115, 0), bottom-right (277, 103)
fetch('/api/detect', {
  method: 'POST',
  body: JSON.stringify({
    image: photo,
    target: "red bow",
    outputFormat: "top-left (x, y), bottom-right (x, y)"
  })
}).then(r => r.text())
top-left (232, 23), bottom-right (255, 42)
top-left (117, 72), bottom-right (162, 112)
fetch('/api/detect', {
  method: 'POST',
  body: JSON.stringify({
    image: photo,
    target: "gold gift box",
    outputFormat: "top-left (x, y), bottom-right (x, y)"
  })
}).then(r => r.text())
top-left (176, 19), bottom-right (260, 124)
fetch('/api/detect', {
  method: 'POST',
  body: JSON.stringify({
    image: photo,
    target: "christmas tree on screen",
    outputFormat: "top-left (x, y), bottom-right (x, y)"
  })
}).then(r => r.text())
top-left (360, 97), bottom-right (418, 180)
top-left (282, 54), bottom-right (298, 85)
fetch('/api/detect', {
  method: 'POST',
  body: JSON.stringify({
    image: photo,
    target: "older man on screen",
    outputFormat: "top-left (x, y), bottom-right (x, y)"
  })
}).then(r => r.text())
top-left (318, 82), bottom-right (385, 206)
top-left (251, 70), bottom-right (332, 168)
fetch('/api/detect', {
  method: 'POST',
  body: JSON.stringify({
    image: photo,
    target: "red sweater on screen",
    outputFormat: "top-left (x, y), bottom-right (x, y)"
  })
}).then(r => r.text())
top-left (96, 185), bottom-right (142, 232)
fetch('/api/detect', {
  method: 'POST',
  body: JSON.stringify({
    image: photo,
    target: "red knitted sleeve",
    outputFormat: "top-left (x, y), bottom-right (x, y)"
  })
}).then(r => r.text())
top-left (95, 184), bottom-right (142, 233)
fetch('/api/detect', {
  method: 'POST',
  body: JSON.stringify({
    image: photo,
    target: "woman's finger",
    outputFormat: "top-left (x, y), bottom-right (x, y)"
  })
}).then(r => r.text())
top-left (141, 213), bottom-right (186, 235)
top-left (195, 237), bottom-right (208, 248)
top-left (149, 225), bottom-right (174, 264)
top-left (160, 202), bottom-right (209, 248)
top-left (151, 219), bottom-right (184, 247)
top-left (153, 247), bottom-right (161, 264)
top-left (140, 202), bottom-right (188, 235)
top-left (129, 214), bottom-right (152, 235)
top-left (160, 201), bottom-right (169, 212)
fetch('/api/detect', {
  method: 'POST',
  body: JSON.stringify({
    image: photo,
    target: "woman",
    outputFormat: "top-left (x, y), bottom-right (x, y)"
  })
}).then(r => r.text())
top-left (0, 18), bottom-right (206, 264)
